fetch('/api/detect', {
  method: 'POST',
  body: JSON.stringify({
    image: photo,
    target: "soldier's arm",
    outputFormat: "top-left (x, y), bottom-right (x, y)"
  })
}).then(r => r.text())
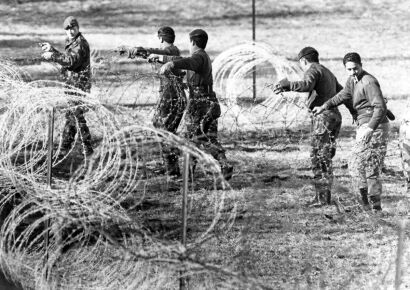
top-left (52, 44), bottom-right (87, 70)
top-left (364, 78), bottom-right (387, 130)
top-left (288, 67), bottom-right (320, 92)
top-left (146, 47), bottom-right (178, 56)
top-left (323, 79), bottom-right (353, 109)
top-left (171, 54), bottom-right (203, 72)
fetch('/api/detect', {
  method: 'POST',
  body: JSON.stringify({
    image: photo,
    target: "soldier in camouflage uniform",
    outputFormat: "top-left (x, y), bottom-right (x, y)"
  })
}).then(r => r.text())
top-left (41, 16), bottom-right (93, 156)
top-left (158, 29), bottom-right (233, 180)
top-left (399, 117), bottom-right (410, 191)
top-left (274, 47), bottom-right (356, 206)
top-left (313, 52), bottom-right (389, 211)
top-left (119, 27), bottom-right (186, 176)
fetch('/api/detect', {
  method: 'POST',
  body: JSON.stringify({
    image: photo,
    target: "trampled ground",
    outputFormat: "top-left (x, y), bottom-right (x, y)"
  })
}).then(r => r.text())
top-left (1, 0), bottom-right (410, 289)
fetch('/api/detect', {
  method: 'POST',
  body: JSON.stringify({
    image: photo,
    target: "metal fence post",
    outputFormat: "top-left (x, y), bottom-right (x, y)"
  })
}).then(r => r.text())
top-left (44, 107), bottom-right (54, 281)
top-left (180, 153), bottom-right (189, 290)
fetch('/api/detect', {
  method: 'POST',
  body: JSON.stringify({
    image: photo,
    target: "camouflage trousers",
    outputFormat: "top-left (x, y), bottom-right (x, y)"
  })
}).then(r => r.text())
top-left (310, 109), bottom-right (342, 193)
top-left (152, 81), bottom-right (187, 172)
top-left (62, 107), bottom-right (92, 151)
top-left (399, 120), bottom-right (410, 183)
top-left (350, 122), bottom-right (389, 206)
top-left (185, 91), bottom-right (228, 168)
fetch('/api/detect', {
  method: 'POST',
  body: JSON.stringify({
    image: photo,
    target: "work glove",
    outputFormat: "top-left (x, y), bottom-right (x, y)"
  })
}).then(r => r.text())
top-left (159, 62), bottom-right (174, 75)
top-left (357, 125), bottom-right (374, 144)
top-left (273, 78), bottom-right (291, 94)
top-left (41, 51), bottom-right (54, 60)
top-left (116, 45), bottom-right (129, 56)
top-left (40, 42), bottom-right (55, 52)
top-left (148, 53), bottom-right (161, 63)
top-left (128, 46), bottom-right (147, 59)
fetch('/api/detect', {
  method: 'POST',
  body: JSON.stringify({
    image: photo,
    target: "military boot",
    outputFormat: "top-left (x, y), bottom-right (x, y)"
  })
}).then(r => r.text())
top-left (359, 187), bottom-right (371, 211)
top-left (369, 195), bottom-right (382, 211)
top-left (407, 178), bottom-right (410, 193)
top-left (221, 163), bottom-right (234, 181)
top-left (368, 179), bottom-right (382, 211)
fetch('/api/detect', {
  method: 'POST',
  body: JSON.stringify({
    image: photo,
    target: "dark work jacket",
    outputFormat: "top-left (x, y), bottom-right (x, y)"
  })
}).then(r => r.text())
top-left (289, 63), bottom-right (355, 117)
top-left (324, 71), bottom-right (388, 130)
top-left (146, 45), bottom-right (183, 89)
top-left (52, 33), bottom-right (91, 92)
top-left (166, 48), bottom-right (213, 88)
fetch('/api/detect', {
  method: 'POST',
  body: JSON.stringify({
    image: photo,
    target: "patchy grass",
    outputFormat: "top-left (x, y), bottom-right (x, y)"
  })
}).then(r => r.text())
top-left (1, 0), bottom-right (410, 289)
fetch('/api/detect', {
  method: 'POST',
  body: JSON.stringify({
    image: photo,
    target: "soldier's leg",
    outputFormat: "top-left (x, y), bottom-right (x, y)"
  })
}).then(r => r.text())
top-left (75, 108), bottom-right (93, 155)
top-left (203, 120), bottom-right (233, 180)
top-left (62, 111), bottom-right (77, 150)
top-left (351, 125), bottom-right (371, 209)
top-left (309, 112), bottom-right (340, 205)
top-left (366, 122), bottom-right (389, 210)
top-left (153, 86), bottom-right (187, 176)
top-left (399, 121), bottom-right (410, 191)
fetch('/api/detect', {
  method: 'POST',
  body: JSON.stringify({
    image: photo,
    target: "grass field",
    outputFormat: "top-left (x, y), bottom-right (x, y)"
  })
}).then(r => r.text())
top-left (1, 0), bottom-right (410, 289)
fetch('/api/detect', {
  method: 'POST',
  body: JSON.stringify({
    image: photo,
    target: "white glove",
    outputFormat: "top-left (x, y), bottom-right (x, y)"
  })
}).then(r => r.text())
top-left (41, 52), bottom-right (54, 60)
top-left (41, 42), bottom-right (53, 52)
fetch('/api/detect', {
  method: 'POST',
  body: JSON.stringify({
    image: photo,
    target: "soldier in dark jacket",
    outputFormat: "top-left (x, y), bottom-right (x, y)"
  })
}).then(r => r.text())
top-left (313, 52), bottom-right (389, 211)
top-left (119, 27), bottom-right (186, 176)
top-left (158, 29), bottom-right (233, 180)
top-left (274, 47), bottom-right (356, 206)
top-left (41, 16), bottom-right (93, 156)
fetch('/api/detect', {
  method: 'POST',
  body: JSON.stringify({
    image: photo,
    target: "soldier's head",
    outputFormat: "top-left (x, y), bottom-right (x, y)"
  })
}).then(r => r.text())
top-left (158, 26), bottom-right (175, 45)
top-left (343, 52), bottom-right (363, 78)
top-left (189, 29), bottom-right (208, 53)
top-left (64, 16), bottom-right (80, 40)
top-left (298, 47), bottom-right (319, 71)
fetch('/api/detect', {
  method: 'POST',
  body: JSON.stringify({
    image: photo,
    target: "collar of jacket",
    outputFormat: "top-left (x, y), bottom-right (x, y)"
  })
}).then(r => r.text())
top-left (65, 32), bottom-right (82, 49)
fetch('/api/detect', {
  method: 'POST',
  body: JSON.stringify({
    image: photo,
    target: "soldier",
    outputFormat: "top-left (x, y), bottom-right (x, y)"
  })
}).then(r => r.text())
top-left (399, 117), bottom-right (410, 192)
top-left (41, 16), bottom-right (93, 156)
top-left (118, 26), bottom-right (186, 176)
top-left (273, 47), bottom-right (356, 206)
top-left (157, 29), bottom-right (234, 180)
top-left (313, 52), bottom-right (389, 211)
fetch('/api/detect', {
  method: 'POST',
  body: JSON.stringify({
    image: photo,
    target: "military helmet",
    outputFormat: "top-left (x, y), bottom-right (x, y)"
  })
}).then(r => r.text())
top-left (63, 16), bottom-right (79, 30)
top-left (298, 46), bottom-right (318, 61)
top-left (158, 26), bottom-right (175, 43)
top-left (189, 29), bottom-right (208, 38)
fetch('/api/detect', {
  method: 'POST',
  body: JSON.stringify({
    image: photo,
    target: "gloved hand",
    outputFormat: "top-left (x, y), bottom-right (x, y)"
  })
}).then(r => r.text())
top-left (312, 105), bottom-right (326, 116)
top-left (41, 52), bottom-right (54, 60)
top-left (273, 78), bottom-right (291, 94)
top-left (159, 62), bottom-right (174, 74)
top-left (116, 45), bottom-right (128, 56)
top-left (357, 125), bottom-right (374, 143)
top-left (128, 46), bottom-right (147, 59)
top-left (40, 42), bottom-right (54, 52)
top-left (148, 54), bottom-right (160, 63)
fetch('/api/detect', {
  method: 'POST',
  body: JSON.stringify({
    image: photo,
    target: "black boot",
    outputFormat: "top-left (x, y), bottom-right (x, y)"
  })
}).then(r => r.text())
top-left (369, 195), bottom-right (382, 211)
top-left (359, 187), bottom-right (371, 210)
top-left (221, 164), bottom-right (234, 181)
top-left (407, 178), bottom-right (410, 192)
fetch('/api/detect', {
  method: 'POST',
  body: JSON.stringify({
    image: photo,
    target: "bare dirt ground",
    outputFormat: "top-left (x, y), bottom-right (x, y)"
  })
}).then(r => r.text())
top-left (1, 0), bottom-right (410, 289)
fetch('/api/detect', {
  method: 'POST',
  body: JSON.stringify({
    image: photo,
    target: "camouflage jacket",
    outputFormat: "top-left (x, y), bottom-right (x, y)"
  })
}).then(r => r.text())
top-left (51, 33), bottom-right (91, 92)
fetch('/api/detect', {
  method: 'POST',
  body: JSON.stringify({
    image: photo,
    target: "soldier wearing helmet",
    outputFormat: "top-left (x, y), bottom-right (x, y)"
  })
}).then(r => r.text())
top-left (159, 29), bottom-right (234, 181)
top-left (118, 26), bottom-right (186, 176)
top-left (40, 16), bottom-right (93, 157)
